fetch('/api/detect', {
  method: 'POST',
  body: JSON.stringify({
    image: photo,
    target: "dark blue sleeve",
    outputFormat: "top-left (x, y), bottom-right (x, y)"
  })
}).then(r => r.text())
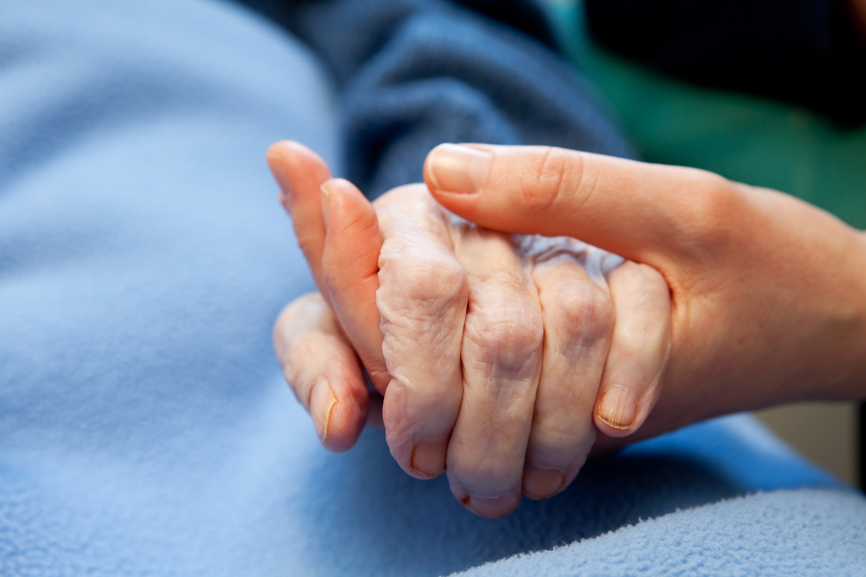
top-left (585, 0), bottom-right (866, 128)
top-left (236, 0), bottom-right (636, 198)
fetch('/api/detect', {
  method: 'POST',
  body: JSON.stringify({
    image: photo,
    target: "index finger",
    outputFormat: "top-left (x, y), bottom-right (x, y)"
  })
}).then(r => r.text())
top-left (266, 140), bottom-right (332, 303)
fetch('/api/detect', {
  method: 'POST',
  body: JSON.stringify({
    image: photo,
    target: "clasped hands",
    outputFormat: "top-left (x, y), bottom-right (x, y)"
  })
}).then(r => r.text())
top-left (268, 142), bottom-right (671, 518)
top-left (269, 139), bottom-right (866, 519)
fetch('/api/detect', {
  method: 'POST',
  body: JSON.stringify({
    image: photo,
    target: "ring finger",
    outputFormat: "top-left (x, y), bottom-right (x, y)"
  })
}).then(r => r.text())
top-left (521, 239), bottom-right (615, 500)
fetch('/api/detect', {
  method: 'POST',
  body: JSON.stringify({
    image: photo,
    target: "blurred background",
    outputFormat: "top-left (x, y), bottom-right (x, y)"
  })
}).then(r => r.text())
top-left (754, 403), bottom-right (858, 485)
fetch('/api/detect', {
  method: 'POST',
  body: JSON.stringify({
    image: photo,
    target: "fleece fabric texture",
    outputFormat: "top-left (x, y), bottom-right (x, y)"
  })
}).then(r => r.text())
top-left (1, 0), bottom-right (864, 575)
top-left (458, 488), bottom-right (866, 576)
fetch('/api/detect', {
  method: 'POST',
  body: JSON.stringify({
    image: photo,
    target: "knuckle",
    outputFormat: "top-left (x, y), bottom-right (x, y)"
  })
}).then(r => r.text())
top-left (529, 420), bottom-right (596, 461)
top-left (273, 293), bottom-right (329, 361)
top-left (285, 338), bottom-right (322, 379)
top-left (611, 262), bottom-right (672, 319)
top-left (544, 279), bottom-right (614, 341)
top-left (380, 250), bottom-right (468, 315)
top-left (518, 147), bottom-right (585, 213)
top-left (676, 170), bottom-right (746, 245)
top-left (451, 442), bottom-right (521, 487)
top-left (466, 298), bottom-right (543, 374)
top-left (485, 317), bottom-right (542, 356)
top-left (629, 262), bottom-right (669, 294)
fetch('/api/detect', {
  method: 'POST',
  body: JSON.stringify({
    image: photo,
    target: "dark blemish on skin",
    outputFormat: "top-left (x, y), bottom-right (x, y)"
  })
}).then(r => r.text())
top-left (460, 495), bottom-right (471, 506)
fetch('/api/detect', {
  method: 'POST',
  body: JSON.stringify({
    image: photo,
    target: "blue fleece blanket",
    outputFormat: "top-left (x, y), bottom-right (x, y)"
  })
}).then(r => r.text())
top-left (1, 0), bottom-right (864, 575)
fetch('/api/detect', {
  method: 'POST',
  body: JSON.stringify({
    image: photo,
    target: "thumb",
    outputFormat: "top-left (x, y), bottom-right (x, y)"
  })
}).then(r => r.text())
top-left (424, 144), bottom-right (732, 270)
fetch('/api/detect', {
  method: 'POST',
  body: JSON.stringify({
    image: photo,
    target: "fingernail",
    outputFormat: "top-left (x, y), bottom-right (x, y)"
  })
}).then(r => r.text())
top-left (310, 377), bottom-right (337, 442)
top-left (522, 466), bottom-right (565, 500)
top-left (597, 386), bottom-right (637, 430)
top-left (410, 438), bottom-right (448, 479)
top-left (459, 493), bottom-right (521, 519)
top-left (427, 144), bottom-right (491, 194)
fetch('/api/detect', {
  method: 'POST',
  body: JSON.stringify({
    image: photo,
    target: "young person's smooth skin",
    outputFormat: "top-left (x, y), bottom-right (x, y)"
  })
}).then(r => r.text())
top-left (423, 143), bottom-right (866, 453)
top-left (267, 142), bottom-right (671, 518)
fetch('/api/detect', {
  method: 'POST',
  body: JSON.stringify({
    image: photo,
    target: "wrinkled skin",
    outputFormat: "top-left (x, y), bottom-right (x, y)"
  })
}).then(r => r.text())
top-left (268, 142), bottom-right (671, 518)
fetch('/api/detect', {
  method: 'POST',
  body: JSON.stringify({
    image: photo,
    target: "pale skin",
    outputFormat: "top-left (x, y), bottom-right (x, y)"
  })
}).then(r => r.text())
top-left (267, 142), bottom-right (672, 518)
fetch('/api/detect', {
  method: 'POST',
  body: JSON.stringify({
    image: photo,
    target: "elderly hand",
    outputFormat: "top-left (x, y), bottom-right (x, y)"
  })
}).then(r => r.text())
top-left (423, 144), bottom-right (866, 450)
top-left (267, 142), bottom-right (671, 518)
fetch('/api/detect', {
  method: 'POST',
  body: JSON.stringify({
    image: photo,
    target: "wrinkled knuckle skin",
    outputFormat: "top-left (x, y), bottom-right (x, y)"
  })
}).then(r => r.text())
top-left (544, 279), bottom-right (614, 344)
top-left (518, 147), bottom-right (577, 212)
top-left (530, 419), bottom-right (596, 455)
top-left (401, 254), bottom-right (468, 309)
top-left (465, 300), bottom-right (543, 377)
top-left (379, 249), bottom-right (468, 318)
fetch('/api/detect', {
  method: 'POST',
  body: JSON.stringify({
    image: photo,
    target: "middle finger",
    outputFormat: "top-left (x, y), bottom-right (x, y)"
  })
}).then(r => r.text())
top-left (446, 221), bottom-right (543, 518)
top-left (375, 185), bottom-right (469, 480)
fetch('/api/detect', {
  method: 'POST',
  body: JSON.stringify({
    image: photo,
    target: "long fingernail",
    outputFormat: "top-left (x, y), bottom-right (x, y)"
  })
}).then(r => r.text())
top-left (459, 493), bottom-right (521, 519)
top-left (410, 438), bottom-right (448, 479)
top-left (310, 377), bottom-right (338, 442)
top-left (426, 144), bottom-right (491, 194)
top-left (522, 466), bottom-right (565, 500)
top-left (597, 386), bottom-right (637, 430)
